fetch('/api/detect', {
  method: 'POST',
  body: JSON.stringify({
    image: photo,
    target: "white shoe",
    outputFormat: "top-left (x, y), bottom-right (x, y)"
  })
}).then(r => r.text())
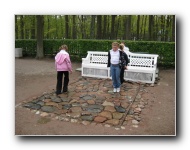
top-left (116, 88), bottom-right (120, 92)
top-left (113, 88), bottom-right (117, 92)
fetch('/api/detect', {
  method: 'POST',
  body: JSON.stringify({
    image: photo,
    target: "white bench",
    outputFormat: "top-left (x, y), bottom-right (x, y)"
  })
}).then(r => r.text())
top-left (82, 51), bottom-right (159, 84)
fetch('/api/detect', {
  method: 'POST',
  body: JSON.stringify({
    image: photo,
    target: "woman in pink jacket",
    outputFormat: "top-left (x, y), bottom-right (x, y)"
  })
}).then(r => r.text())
top-left (55, 45), bottom-right (72, 94)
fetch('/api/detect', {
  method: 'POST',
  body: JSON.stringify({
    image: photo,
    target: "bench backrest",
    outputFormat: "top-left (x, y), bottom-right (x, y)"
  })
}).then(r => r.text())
top-left (86, 51), bottom-right (158, 68)
top-left (88, 51), bottom-right (108, 64)
top-left (127, 53), bottom-right (158, 68)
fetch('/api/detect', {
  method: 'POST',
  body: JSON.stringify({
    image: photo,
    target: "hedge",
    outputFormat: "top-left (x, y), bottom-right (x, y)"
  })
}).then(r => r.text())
top-left (15, 39), bottom-right (175, 67)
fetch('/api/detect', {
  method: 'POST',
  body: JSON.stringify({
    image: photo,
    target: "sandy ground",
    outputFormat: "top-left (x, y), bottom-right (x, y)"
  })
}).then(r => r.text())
top-left (15, 58), bottom-right (175, 135)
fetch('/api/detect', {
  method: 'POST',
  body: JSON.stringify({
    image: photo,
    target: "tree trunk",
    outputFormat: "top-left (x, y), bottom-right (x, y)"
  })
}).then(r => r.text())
top-left (65, 15), bottom-right (69, 39)
top-left (137, 15), bottom-right (140, 40)
top-left (97, 15), bottom-right (102, 39)
top-left (123, 16), bottom-right (127, 39)
top-left (149, 15), bottom-right (154, 41)
top-left (72, 15), bottom-right (76, 39)
top-left (161, 15), bottom-right (165, 41)
top-left (25, 17), bottom-right (29, 39)
top-left (103, 15), bottom-right (107, 39)
top-left (143, 15), bottom-right (147, 40)
top-left (72, 15), bottom-right (77, 39)
top-left (107, 16), bottom-right (110, 39)
top-left (148, 16), bottom-right (151, 40)
top-left (128, 15), bottom-right (132, 40)
top-left (153, 16), bottom-right (156, 41)
top-left (115, 16), bottom-right (120, 39)
top-left (111, 15), bottom-right (116, 39)
top-left (31, 16), bottom-right (36, 39)
top-left (172, 15), bottom-right (175, 42)
top-left (155, 16), bottom-right (159, 41)
top-left (126, 15), bottom-right (131, 40)
top-left (20, 15), bottom-right (24, 39)
top-left (140, 15), bottom-right (144, 40)
top-left (47, 16), bottom-right (50, 39)
top-left (82, 16), bottom-right (86, 39)
top-left (15, 15), bottom-right (18, 39)
top-left (90, 15), bottom-right (96, 39)
top-left (165, 15), bottom-right (170, 41)
top-left (36, 15), bottom-right (44, 59)
top-left (80, 15), bottom-right (85, 39)
top-left (59, 15), bottom-right (62, 39)
top-left (55, 15), bottom-right (58, 38)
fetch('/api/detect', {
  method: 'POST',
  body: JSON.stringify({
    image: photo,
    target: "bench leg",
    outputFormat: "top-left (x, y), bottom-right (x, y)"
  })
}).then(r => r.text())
top-left (152, 72), bottom-right (156, 83)
top-left (81, 66), bottom-right (84, 76)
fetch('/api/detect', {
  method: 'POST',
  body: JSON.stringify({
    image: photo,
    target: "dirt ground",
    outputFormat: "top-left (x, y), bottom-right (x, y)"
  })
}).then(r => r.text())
top-left (15, 58), bottom-right (175, 135)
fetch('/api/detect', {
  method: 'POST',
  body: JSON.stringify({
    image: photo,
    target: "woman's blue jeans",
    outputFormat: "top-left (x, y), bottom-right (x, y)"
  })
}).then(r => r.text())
top-left (110, 64), bottom-right (121, 88)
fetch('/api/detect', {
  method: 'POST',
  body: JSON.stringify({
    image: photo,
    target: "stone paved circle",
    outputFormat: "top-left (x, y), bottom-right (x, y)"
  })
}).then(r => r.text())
top-left (22, 77), bottom-right (150, 129)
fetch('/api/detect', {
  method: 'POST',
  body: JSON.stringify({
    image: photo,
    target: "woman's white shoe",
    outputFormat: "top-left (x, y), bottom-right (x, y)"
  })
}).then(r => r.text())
top-left (116, 88), bottom-right (120, 92)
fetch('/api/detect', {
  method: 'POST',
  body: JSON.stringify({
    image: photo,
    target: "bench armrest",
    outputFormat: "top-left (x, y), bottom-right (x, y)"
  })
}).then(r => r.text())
top-left (82, 58), bottom-right (90, 64)
top-left (154, 57), bottom-right (157, 65)
top-left (153, 56), bottom-right (158, 68)
top-left (82, 52), bottom-right (91, 64)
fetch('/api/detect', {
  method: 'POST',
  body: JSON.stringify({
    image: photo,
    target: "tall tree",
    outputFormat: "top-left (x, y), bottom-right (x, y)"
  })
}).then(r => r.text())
top-left (172, 15), bottom-right (175, 42)
top-left (65, 15), bottom-right (69, 39)
top-left (47, 16), bottom-right (50, 39)
top-left (97, 15), bottom-right (102, 39)
top-left (15, 15), bottom-right (18, 39)
top-left (143, 15), bottom-right (147, 39)
top-left (72, 15), bottom-right (77, 39)
top-left (137, 15), bottom-right (140, 40)
top-left (115, 16), bottom-right (120, 39)
top-left (36, 15), bottom-right (44, 59)
top-left (153, 16), bottom-right (157, 41)
top-left (82, 15), bottom-right (86, 39)
top-left (31, 16), bottom-right (36, 39)
top-left (79, 15), bottom-right (86, 39)
top-left (55, 15), bottom-right (58, 38)
top-left (111, 15), bottom-right (116, 39)
top-left (20, 15), bottom-right (24, 39)
top-left (165, 15), bottom-right (170, 41)
top-left (60, 15), bottom-right (63, 38)
top-left (149, 15), bottom-right (154, 41)
top-left (140, 15), bottom-right (144, 39)
top-left (155, 16), bottom-right (159, 41)
top-left (90, 15), bottom-right (96, 39)
top-left (123, 16), bottom-right (127, 39)
top-left (161, 15), bottom-right (165, 41)
top-left (107, 16), bottom-right (111, 39)
top-left (103, 15), bottom-right (107, 39)
top-left (126, 15), bottom-right (131, 40)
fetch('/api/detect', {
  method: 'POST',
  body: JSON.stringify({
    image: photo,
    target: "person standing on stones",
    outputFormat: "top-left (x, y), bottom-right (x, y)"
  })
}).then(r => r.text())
top-left (55, 45), bottom-right (72, 95)
top-left (107, 42), bottom-right (122, 93)
top-left (119, 44), bottom-right (129, 84)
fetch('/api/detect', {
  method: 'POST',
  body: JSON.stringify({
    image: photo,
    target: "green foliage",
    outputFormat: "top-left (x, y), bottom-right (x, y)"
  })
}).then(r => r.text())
top-left (15, 15), bottom-right (175, 42)
top-left (15, 39), bottom-right (175, 67)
